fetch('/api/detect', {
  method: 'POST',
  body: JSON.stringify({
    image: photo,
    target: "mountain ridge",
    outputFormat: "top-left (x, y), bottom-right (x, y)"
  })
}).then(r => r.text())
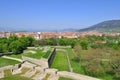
top-left (79, 20), bottom-right (120, 32)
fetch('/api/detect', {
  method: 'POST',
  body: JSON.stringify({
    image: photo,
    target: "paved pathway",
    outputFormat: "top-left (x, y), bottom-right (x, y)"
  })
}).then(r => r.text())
top-left (2, 56), bottom-right (23, 62)
top-left (58, 71), bottom-right (100, 80)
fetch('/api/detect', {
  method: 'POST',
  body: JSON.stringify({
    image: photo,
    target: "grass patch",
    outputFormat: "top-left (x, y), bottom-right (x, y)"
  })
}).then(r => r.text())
top-left (43, 50), bottom-right (51, 58)
top-left (23, 50), bottom-right (44, 59)
top-left (50, 51), bottom-right (69, 71)
top-left (59, 77), bottom-right (73, 80)
top-left (10, 54), bottom-right (22, 59)
top-left (0, 58), bottom-right (20, 67)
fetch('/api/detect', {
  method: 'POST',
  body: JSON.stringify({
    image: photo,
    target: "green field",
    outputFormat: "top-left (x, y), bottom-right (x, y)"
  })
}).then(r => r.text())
top-left (0, 58), bottom-right (20, 67)
top-left (50, 51), bottom-right (69, 71)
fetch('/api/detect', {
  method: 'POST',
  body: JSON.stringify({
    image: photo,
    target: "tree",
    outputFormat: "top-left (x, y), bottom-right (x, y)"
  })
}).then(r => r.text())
top-left (46, 38), bottom-right (57, 45)
top-left (0, 43), bottom-right (3, 52)
top-left (19, 36), bottom-right (34, 49)
top-left (80, 40), bottom-right (89, 50)
top-left (81, 49), bottom-right (105, 77)
top-left (111, 50), bottom-right (120, 79)
top-left (69, 39), bottom-right (77, 48)
top-left (2, 44), bottom-right (9, 53)
top-left (59, 37), bottom-right (69, 46)
top-left (7, 36), bottom-right (18, 45)
top-left (9, 40), bottom-right (23, 54)
top-left (73, 43), bottom-right (82, 62)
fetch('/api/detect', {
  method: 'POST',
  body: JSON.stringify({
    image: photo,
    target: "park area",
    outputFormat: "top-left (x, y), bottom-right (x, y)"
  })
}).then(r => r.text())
top-left (0, 46), bottom-right (85, 80)
top-left (0, 45), bottom-right (118, 80)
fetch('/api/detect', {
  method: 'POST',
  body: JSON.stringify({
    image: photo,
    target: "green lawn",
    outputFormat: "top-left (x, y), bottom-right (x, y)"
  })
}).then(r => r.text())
top-left (10, 54), bottom-right (22, 59)
top-left (23, 49), bottom-right (45, 59)
top-left (0, 58), bottom-right (20, 67)
top-left (50, 51), bottom-right (69, 71)
top-left (43, 50), bottom-right (51, 58)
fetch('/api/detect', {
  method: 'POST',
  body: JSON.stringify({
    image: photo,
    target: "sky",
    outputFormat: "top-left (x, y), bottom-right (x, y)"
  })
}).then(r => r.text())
top-left (0, 0), bottom-right (120, 31)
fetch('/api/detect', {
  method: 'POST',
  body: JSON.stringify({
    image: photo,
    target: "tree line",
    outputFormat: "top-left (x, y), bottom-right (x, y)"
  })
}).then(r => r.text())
top-left (0, 36), bottom-right (34, 54)
top-left (33, 35), bottom-right (120, 50)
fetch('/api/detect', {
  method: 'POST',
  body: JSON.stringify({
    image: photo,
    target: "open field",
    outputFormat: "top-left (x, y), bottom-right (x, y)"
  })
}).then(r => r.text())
top-left (50, 51), bottom-right (69, 71)
top-left (0, 58), bottom-right (20, 67)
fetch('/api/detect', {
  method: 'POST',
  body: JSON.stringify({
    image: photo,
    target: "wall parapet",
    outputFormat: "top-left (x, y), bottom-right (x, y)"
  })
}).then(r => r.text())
top-left (47, 48), bottom-right (56, 67)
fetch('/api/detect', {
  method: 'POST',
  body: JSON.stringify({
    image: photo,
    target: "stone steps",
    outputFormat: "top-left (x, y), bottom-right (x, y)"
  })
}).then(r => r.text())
top-left (33, 72), bottom-right (47, 80)
top-left (21, 69), bottom-right (36, 78)
top-left (12, 69), bottom-right (21, 75)
top-left (0, 70), bottom-right (4, 78)
top-left (48, 74), bottom-right (59, 80)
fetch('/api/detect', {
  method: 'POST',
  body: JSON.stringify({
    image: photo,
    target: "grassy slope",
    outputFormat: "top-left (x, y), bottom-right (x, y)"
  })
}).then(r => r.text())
top-left (50, 51), bottom-right (69, 71)
top-left (0, 58), bottom-right (20, 67)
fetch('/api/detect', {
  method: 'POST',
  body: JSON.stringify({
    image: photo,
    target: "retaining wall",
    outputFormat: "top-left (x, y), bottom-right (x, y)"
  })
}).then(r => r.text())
top-left (48, 48), bottom-right (56, 67)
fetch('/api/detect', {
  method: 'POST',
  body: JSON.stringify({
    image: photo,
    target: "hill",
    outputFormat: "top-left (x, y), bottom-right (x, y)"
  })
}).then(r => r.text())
top-left (79, 20), bottom-right (120, 32)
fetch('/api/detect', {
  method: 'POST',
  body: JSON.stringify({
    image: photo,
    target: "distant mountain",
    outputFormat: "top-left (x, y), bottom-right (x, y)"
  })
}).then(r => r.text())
top-left (0, 26), bottom-right (77, 32)
top-left (58, 28), bottom-right (77, 32)
top-left (79, 20), bottom-right (120, 32)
